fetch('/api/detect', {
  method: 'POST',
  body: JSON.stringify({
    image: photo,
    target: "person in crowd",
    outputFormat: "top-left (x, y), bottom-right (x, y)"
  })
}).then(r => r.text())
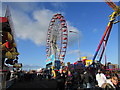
top-left (43, 71), bottom-right (47, 79)
top-left (73, 71), bottom-right (80, 89)
top-left (83, 70), bottom-right (94, 88)
top-left (96, 69), bottom-right (107, 87)
top-left (19, 71), bottom-right (24, 81)
top-left (56, 69), bottom-right (66, 90)
top-left (38, 72), bottom-right (43, 80)
top-left (79, 72), bottom-right (85, 88)
top-left (47, 73), bottom-right (51, 80)
top-left (101, 73), bottom-right (120, 89)
top-left (65, 71), bottom-right (74, 90)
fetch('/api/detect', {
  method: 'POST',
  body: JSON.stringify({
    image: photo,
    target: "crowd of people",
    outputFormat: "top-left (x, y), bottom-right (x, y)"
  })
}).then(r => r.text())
top-left (11, 67), bottom-right (120, 90)
top-left (96, 69), bottom-right (120, 89)
top-left (36, 67), bottom-right (120, 90)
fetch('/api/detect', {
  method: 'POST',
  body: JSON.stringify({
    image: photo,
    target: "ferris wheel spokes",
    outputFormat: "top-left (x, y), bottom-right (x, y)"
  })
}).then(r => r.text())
top-left (46, 13), bottom-right (68, 68)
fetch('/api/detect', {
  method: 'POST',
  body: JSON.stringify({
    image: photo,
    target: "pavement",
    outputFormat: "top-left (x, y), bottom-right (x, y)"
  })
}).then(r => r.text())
top-left (7, 77), bottom-right (58, 89)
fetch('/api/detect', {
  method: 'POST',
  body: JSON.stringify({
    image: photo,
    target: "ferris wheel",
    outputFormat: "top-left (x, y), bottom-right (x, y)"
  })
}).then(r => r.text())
top-left (46, 13), bottom-right (68, 66)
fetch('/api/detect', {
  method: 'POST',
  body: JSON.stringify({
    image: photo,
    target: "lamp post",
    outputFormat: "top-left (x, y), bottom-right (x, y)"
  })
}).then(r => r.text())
top-left (69, 30), bottom-right (81, 61)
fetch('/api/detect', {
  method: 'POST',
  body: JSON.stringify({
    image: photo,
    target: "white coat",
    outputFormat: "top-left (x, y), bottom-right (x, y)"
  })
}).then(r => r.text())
top-left (96, 73), bottom-right (107, 87)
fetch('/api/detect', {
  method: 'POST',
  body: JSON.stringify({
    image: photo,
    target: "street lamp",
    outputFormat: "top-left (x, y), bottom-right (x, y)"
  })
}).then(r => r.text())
top-left (69, 30), bottom-right (81, 61)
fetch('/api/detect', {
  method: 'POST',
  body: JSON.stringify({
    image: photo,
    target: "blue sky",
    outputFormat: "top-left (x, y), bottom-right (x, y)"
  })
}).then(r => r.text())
top-left (1, 1), bottom-right (118, 70)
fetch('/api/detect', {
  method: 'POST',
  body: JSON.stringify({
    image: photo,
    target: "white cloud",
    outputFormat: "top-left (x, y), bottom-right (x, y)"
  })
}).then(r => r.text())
top-left (22, 64), bottom-right (42, 70)
top-left (11, 8), bottom-right (54, 45)
top-left (68, 24), bottom-right (82, 46)
top-left (33, 9), bottom-right (53, 27)
top-left (92, 28), bottom-right (98, 33)
top-left (81, 52), bottom-right (93, 59)
top-left (9, 3), bottom-right (39, 13)
top-left (3, 3), bottom-right (80, 46)
top-left (67, 50), bottom-right (80, 55)
top-left (67, 49), bottom-right (93, 59)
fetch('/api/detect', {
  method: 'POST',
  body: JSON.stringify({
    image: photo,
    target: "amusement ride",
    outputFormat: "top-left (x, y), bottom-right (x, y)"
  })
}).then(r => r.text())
top-left (92, 0), bottom-right (120, 68)
top-left (46, 13), bottom-right (68, 70)
top-left (0, 0), bottom-right (120, 89)
top-left (45, 0), bottom-right (120, 76)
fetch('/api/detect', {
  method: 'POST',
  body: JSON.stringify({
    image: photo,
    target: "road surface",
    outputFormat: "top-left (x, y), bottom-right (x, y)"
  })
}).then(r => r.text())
top-left (7, 77), bottom-right (57, 89)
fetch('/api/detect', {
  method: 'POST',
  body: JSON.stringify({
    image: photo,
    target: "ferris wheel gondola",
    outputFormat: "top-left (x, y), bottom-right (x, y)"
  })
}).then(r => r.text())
top-left (46, 14), bottom-right (68, 67)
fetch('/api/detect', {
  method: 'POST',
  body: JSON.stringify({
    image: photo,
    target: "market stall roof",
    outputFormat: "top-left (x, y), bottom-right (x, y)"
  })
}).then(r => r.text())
top-left (0, 17), bottom-right (8, 23)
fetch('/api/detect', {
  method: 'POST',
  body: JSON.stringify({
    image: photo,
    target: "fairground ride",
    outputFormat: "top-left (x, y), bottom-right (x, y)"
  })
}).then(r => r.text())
top-left (92, 0), bottom-right (120, 68)
top-left (46, 14), bottom-right (68, 73)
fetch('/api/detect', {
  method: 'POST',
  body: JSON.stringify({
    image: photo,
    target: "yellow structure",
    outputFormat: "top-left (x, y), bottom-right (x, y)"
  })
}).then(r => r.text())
top-left (85, 60), bottom-right (93, 66)
top-left (81, 56), bottom-right (93, 66)
top-left (51, 66), bottom-right (55, 69)
top-left (52, 70), bottom-right (56, 78)
top-left (81, 56), bottom-right (87, 60)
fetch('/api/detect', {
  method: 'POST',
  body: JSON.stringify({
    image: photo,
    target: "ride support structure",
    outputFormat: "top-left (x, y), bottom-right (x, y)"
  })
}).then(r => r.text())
top-left (92, 0), bottom-right (120, 67)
